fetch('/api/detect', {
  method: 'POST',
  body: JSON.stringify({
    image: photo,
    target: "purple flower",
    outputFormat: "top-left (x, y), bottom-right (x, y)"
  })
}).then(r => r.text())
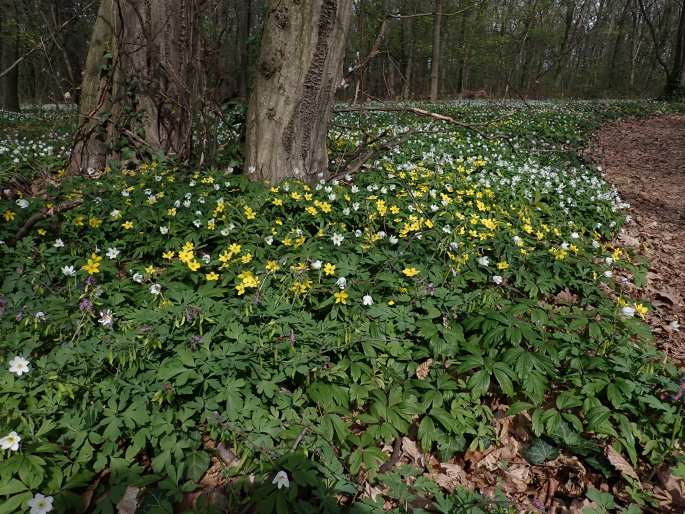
top-left (79, 298), bottom-right (92, 311)
top-left (531, 498), bottom-right (546, 513)
top-left (84, 276), bottom-right (97, 287)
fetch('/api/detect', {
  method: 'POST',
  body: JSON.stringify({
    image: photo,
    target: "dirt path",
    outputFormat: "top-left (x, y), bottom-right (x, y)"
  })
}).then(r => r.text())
top-left (587, 114), bottom-right (685, 365)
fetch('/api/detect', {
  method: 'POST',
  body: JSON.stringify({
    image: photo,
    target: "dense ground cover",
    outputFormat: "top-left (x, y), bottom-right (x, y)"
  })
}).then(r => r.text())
top-left (0, 100), bottom-right (684, 514)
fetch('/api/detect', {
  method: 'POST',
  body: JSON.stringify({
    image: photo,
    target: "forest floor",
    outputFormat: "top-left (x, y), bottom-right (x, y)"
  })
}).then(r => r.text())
top-left (586, 114), bottom-right (685, 366)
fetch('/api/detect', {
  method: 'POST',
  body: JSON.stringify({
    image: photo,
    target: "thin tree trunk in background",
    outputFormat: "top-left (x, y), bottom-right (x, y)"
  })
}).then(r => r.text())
top-left (608, 0), bottom-right (631, 90)
top-left (0, 0), bottom-right (21, 111)
top-left (457, 3), bottom-right (470, 94)
top-left (246, 0), bottom-right (353, 183)
top-left (665, 0), bottom-right (685, 97)
top-left (430, 0), bottom-right (443, 101)
top-left (553, 0), bottom-right (575, 89)
top-left (401, 0), bottom-right (415, 99)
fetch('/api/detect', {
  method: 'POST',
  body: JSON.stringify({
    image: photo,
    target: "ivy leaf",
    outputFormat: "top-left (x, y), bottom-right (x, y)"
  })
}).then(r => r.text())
top-left (185, 451), bottom-right (210, 483)
top-left (523, 438), bottom-right (559, 465)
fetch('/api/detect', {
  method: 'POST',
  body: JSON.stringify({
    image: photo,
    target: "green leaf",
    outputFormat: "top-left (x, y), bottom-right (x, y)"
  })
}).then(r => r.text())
top-left (0, 492), bottom-right (32, 514)
top-left (585, 488), bottom-right (615, 509)
top-left (418, 416), bottom-right (438, 451)
top-left (185, 451), bottom-right (210, 483)
top-left (507, 401), bottom-right (533, 416)
top-left (0, 479), bottom-right (27, 496)
top-left (523, 438), bottom-right (559, 465)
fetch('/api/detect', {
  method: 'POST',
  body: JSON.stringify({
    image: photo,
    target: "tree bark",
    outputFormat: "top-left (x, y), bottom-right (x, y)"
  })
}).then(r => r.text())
top-left (69, 0), bottom-right (114, 173)
top-left (0, 0), bottom-right (21, 112)
top-left (69, 0), bottom-right (201, 174)
top-left (430, 0), bottom-right (442, 101)
top-left (245, 0), bottom-right (353, 183)
top-left (664, 0), bottom-right (685, 97)
top-left (237, 0), bottom-right (252, 100)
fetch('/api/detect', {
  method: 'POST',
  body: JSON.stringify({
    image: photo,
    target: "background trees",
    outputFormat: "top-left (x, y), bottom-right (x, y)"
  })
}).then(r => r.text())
top-left (1, 0), bottom-right (684, 180)
top-left (2, 0), bottom-right (685, 107)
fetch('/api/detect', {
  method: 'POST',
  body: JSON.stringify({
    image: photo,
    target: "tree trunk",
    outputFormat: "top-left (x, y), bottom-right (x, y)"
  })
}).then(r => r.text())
top-left (69, 0), bottom-right (201, 174)
top-left (237, 0), bottom-right (252, 100)
top-left (0, 0), bottom-right (21, 112)
top-left (664, 0), bottom-right (685, 97)
top-left (245, 0), bottom-right (353, 183)
top-left (430, 0), bottom-right (442, 101)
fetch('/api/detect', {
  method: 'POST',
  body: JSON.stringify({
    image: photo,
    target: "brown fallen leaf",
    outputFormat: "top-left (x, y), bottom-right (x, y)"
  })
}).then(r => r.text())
top-left (652, 289), bottom-right (680, 306)
top-left (502, 464), bottom-right (530, 493)
top-left (478, 439), bottom-right (520, 472)
top-left (429, 463), bottom-right (468, 493)
top-left (554, 455), bottom-right (587, 498)
top-left (605, 445), bottom-right (639, 483)
top-left (362, 482), bottom-right (384, 501)
top-left (401, 437), bottom-right (425, 467)
top-left (415, 359), bottom-right (433, 380)
top-left (116, 486), bottom-right (140, 514)
top-left (554, 290), bottom-right (578, 305)
top-left (619, 233), bottom-right (640, 248)
top-left (656, 466), bottom-right (685, 509)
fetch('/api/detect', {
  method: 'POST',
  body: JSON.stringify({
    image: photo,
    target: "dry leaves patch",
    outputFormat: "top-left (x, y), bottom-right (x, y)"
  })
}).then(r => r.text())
top-left (586, 114), bottom-right (685, 365)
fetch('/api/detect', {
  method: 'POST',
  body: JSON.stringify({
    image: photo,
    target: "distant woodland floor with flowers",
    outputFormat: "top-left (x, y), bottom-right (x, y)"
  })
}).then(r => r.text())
top-left (2, 101), bottom-right (685, 514)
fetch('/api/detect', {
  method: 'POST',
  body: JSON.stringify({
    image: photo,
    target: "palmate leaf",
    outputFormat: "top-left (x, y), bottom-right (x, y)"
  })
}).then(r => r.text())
top-left (523, 438), bottom-right (559, 465)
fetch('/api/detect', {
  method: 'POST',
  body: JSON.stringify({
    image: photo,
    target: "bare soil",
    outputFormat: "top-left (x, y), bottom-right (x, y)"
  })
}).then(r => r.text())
top-left (586, 114), bottom-right (685, 366)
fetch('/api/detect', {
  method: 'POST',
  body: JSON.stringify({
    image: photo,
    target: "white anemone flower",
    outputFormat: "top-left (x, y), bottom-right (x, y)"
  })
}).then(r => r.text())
top-left (0, 431), bottom-right (21, 451)
top-left (362, 295), bottom-right (373, 306)
top-left (331, 233), bottom-right (344, 246)
top-left (61, 265), bottom-right (76, 277)
top-left (98, 310), bottom-right (114, 328)
top-left (272, 470), bottom-right (290, 489)
top-left (27, 493), bottom-right (54, 514)
top-left (150, 284), bottom-right (162, 296)
top-left (8, 356), bottom-right (30, 376)
top-left (621, 306), bottom-right (635, 318)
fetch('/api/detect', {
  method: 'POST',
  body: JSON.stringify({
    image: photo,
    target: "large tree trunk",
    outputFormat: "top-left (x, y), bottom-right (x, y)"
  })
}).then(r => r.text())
top-left (430, 0), bottom-right (443, 101)
top-left (237, 0), bottom-right (252, 100)
top-left (245, 0), bottom-right (353, 183)
top-left (69, 0), bottom-right (200, 174)
top-left (0, 0), bottom-right (21, 112)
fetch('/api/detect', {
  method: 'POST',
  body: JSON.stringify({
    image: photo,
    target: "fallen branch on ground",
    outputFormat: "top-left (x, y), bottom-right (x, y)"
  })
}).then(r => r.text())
top-left (332, 129), bottom-right (415, 180)
top-left (333, 105), bottom-right (511, 142)
top-left (11, 199), bottom-right (83, 245)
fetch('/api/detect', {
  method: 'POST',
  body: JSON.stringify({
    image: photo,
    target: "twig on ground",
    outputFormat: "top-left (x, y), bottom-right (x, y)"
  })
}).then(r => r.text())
top-left (11, 199), bottom-right (83, 245)
top-left (332, 129), bottom-right (415, 179)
